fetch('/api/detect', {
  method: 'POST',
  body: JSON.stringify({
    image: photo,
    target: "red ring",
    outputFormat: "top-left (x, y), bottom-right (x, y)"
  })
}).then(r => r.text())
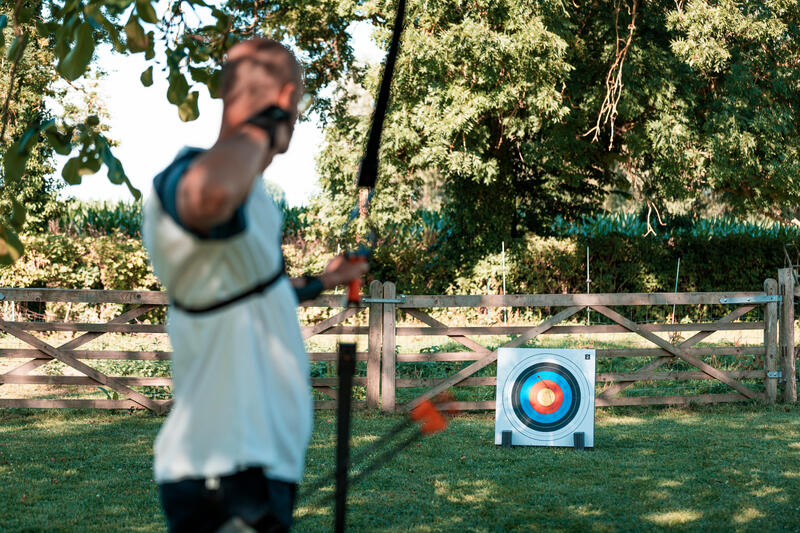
top-left (528, 380), bottom-right (563, 414)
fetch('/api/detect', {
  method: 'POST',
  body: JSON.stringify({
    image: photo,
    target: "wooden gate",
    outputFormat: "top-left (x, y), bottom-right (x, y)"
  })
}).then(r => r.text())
top-left (374, 270), bottom-right (797, 412)
top-left (0, 285), bottom-right (384, 412)
top-left (0, 271), bottom-right (796, 412)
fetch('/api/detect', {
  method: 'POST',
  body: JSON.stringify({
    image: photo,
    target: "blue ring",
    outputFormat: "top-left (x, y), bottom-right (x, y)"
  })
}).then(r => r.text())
top-left (518, 370), bottom-right (573, 423)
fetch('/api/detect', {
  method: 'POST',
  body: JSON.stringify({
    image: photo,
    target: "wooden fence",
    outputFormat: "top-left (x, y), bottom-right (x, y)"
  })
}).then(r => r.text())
top-left (0, 270), bottom-right (797, 413)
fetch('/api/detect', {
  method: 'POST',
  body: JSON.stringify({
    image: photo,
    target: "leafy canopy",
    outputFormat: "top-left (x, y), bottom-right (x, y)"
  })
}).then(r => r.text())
top-left (316, 0), bottom-right (800, 271)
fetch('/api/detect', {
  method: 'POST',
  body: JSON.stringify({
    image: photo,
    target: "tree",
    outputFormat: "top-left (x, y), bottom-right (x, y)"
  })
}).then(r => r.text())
top-left (0, 0), bottom-right (363, 263)
top-left (316, 0), bottom-right (800, 268)
top-left (3, 0), bottom-right (799, 267)
top-left (0, 2), bottom-right (65, 243)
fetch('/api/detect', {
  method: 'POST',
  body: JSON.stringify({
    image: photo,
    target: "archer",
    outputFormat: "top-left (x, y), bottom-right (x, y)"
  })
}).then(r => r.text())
top-left (142, 38), bottom-right (368, 532)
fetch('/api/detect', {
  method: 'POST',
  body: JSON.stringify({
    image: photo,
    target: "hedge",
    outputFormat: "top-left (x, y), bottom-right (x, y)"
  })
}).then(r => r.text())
top-left (2, 231), bottom-right (793, 299)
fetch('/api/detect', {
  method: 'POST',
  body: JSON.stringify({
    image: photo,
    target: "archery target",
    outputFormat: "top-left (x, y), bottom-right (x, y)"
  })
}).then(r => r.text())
top-left (495, 349), bottom-right (595, 447)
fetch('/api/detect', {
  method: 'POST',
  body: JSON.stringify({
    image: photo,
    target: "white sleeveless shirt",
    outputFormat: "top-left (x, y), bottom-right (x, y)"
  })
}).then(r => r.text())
top-left (142, 148), bottom-right (312, 483)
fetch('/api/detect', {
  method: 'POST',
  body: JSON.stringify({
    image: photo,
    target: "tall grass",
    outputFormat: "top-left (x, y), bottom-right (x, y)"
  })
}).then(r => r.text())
top-left (56, 200), bottom-right (143, 237)
top-left (551, 213), bottom-right (800, 239)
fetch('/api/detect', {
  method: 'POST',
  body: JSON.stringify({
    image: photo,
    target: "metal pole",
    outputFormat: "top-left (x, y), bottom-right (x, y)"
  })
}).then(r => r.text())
top-left (335, 244), bottom-right (342, 294)
top-left (487, 279), bottom-right (492, 322)
top-left (502, 241), bottom-right (507, 325)
top-left (586, 247), bottom-right (591, 326)
top-left (671, 258), bottom-right (681, 325)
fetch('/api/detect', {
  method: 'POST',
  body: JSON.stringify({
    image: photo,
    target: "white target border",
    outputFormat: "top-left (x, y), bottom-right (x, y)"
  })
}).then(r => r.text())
top-left (496, 348), bottom-right (596, 446)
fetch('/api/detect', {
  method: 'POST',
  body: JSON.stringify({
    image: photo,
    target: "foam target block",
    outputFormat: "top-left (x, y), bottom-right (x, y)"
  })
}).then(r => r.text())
top-left (494, 349), bottom-right (595, 448)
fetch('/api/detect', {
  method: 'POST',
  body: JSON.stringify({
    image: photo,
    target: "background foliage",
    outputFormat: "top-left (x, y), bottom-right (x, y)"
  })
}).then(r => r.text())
top-left (316, 0), bottom-right (800, 271)
top-left (1, 0), bottom-right (798, 297)
top-left (3, 199), bottom-right (794, 307)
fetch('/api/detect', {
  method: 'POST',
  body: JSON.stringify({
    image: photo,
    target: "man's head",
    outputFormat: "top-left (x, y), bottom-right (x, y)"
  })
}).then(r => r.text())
top-left (218, 38), bottom-right (304, 149)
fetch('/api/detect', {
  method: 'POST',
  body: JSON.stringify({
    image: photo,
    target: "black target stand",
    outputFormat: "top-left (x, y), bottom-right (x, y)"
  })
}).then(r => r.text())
top-left (334, 342), bottom-right (357, 533)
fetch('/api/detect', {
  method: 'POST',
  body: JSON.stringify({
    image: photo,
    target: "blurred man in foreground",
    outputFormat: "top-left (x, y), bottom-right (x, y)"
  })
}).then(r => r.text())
top-left (143, 38), bottom-right (367, 532)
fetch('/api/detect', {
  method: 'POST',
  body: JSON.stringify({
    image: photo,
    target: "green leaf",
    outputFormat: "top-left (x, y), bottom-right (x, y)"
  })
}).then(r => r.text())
top-left (94, 13), bottom-right (125, 53)
top-left (63, 0), bottom-right (82, 12)
top-left (79, 148), bottom-right (102, 174)
top-left (54, 14), bottom-right (79, 60)
top-left (58, 22), bottom-right (95, 81)
top-left (0, 15), bottom-right (6, 51)
top-left (61, 156), bottom-right (83, 185)
top-left (83, 6), bottom-right (104, 32)
top-left (136, 0), bottom-right (159, 24)
top-left (178, 91), bottom-right (200, 122)
top-left (126, 181), bottom-right (142, 200)
top-left (189, 66), bottom-right (209, 83)
top-left (98, 138), bottom-right (123, 183)
top-left (105, 0), bottom-right (135, 8)
top-left (17, 127), bottom-right (39, 153)
top-left (0, 222), bottom-right (24, 265)
top-left (44, 129), bottom-right (73, 155)
top-left (9, 199), bottom-right (27, 230)
top-left (124, 14), bottom-right (147, 53)
top-left (86, 115), bottom-right (100, 127)
top-left (17, 6), bottom-right (35, 24)
top-left (35, 21), bottom-right (58, 38)
top-left (17, 119), bottom-right (56, 153)
top-left (97, 138), bottom-right (141, 199)
top-left (211, 8), bottom-right (230, 31)
top-left (3, 140), bottom-right (29, 183)
top-left (144, 31), bottom-right (155, 59)
top-left (207, 69), bottom-right (222, 98)
top-left (140, 65), bottom-right (153, 87)
top-left (167, 71), bottom-right (189, 105)
top-left (7, 34), bottom-right (28, 61)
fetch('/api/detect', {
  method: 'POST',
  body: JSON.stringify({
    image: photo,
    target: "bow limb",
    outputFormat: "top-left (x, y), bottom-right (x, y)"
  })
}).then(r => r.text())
top-left (336, 2), bottom-right (408, 531)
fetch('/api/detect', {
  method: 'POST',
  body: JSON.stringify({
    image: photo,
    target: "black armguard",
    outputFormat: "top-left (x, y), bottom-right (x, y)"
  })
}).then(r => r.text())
top-left (294, 275), bottom-right (324, 302)
top-left (245, 105), bottom-right (290, 149)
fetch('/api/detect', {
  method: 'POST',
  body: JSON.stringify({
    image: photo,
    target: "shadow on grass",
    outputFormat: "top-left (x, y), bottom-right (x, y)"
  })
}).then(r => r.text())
top-left (299, 405), bottom-right (800, 533)
top-left (0, 409), bottom-right (164, 532)
top-left (2, 404), bottom-right (800, 532)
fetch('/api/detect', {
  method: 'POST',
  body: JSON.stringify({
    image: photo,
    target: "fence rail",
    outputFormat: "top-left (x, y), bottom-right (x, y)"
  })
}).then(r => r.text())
top-left (0, 270), bottom-right (797, 413)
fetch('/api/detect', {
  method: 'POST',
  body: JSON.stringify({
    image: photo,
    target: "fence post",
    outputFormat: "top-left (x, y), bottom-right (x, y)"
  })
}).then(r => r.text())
top-left (366, 280), bottom-right (383, 409)
top-left (381, 282), bottom-right (397, 412)
top-left (764, 278), bottom-right (779, 404)
top-left (779, 268), bottom-right (797, 403)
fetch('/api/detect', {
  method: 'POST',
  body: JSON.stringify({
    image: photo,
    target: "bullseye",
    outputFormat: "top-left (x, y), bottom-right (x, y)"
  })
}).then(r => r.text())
top-left (538, 388), bottom-right (554, 406)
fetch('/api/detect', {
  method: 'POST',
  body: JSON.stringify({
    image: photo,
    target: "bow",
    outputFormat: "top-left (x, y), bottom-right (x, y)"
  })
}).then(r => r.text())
top-left (335, 2), bottom-right (409, 532)
top-left (343, 0), bottom-right (408, 306)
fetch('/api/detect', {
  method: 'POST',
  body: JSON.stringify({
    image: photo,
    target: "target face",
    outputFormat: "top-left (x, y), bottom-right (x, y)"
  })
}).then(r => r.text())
top-left (496, 349), bottom-right (595, 446)
top-left (511, 362), bottom-right (581, 432)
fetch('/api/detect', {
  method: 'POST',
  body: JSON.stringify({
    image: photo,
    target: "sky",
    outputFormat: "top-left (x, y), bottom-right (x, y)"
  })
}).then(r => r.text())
top-left (61, 21), bottom-right (382, 207)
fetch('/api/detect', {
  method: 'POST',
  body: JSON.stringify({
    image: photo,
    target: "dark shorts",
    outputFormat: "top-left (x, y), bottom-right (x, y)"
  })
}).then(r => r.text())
top-left (159, 467), bottom-right (297, 533)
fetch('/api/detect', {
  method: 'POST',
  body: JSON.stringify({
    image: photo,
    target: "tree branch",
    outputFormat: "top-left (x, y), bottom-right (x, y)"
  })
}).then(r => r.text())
top-left (584, 0), bottom-right (638, 150)
top-left (0, 0), bottom-right (27, 144)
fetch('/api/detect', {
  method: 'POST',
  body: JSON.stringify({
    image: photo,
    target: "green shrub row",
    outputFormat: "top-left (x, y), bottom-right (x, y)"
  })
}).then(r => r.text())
top-left (452, 233), bottom-right (795, 296)
top-left (550, 213), bottom-right (800, 240)
top-left (3, 230), bottom-right (794, 300)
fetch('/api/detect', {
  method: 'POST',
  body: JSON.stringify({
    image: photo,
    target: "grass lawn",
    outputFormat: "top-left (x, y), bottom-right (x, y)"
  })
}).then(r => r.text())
top-left (2, 404), bottom-right (800, 532)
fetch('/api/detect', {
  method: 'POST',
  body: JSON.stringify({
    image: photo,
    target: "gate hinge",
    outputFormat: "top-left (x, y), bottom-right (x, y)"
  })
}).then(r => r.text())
top-left (719, 295), bottom-right (781, 304)
top-left (362, 295), bottom-right (406, 304)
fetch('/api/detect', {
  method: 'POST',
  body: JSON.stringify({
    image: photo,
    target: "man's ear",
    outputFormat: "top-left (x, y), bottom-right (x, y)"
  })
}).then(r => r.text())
top-left (276, 82), bottom-right (296, 112)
